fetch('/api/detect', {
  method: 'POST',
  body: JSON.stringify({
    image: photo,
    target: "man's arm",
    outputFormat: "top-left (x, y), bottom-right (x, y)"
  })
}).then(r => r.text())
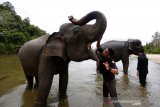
top-left (110, 68), bottom-right (119, 75)
top-left (137, 56), bottom-right (141, 70)
top-left (103, 62), bottom-right (119, 75)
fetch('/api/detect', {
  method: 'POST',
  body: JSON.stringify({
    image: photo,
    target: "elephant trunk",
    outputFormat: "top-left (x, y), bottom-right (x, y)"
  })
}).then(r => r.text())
top-left (69, 11), bottom-right (107, 48)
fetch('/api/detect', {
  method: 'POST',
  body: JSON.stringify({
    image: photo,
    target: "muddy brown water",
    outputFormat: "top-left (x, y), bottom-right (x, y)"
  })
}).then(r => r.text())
top-left (0, 55), bottom-right (160, 107)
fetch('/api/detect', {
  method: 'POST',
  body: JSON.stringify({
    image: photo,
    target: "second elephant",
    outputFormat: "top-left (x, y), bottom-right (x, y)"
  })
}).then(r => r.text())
top-left (96, 39), bottom-right (142, 75)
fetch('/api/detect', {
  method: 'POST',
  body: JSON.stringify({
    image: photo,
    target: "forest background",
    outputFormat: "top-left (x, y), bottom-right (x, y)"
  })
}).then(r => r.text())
top-left (0, 2), bottom-right (160, 54)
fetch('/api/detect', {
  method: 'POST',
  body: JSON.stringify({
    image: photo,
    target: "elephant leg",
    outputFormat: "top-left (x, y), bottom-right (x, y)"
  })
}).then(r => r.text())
top-left (21, 62), bottom-right (34, 89)
top-left (59, 73), bottom-right (68, 99)
top-left (25, 73), bottom-right (34, 89)
top-left (122, 60), bottom-right (129, 75)
top-left (96, 61), bottom-right (100, 71)
top-left (35, 75), bottom-right (54, 106)
top-left (59, 63), bottom-right (69, 99)
top-left (123, 64), bottom-right (129, 75)
top-left (34, 76), bottom-right (39, 88)
top-left (34, 55), bottom-right (55, 106)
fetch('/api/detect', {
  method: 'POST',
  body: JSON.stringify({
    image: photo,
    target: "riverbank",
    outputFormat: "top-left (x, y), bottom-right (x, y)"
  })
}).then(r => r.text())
top-left (130, 54), bottom-right (160, 63)
top-left (146, 54), bottom-right (160, 62)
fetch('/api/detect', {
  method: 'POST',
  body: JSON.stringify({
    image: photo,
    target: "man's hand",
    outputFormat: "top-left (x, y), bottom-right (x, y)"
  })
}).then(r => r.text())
top-left (103, 62), bottom-right (119, 75)
top-left (103, 62), bottom-right (110, 70)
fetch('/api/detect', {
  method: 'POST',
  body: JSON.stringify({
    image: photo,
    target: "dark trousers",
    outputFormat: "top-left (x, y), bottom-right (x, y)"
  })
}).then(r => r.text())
top-left (103, 79), bottom-right (122, 107)
top-left (139, 73), bottom-right (147, 86)
top-left (103, 79), bottom-right (117, 98)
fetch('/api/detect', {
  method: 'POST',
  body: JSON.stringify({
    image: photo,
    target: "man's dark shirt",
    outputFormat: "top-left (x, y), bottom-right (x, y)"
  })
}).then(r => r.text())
top-left (137, 53), bottom-right (148, 74)
top-left (99, 56), bottom-right (117, 81)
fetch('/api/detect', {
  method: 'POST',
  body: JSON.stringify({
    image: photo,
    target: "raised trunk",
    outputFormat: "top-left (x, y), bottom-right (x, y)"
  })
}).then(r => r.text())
top-left (69, 11), bottom-right (107, 47)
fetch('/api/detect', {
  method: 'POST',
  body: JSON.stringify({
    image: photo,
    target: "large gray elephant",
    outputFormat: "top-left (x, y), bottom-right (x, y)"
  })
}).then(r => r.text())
top-left (18, 11), bottom-right (107, 106)
top-left (96, 39), bottom-right (142, 75)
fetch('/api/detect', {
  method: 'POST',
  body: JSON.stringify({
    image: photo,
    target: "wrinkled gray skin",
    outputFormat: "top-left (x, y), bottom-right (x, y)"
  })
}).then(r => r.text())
top-left (18, 11), bottom-right (107, 106)
top-left (96, 39), bottom-right (142, 75)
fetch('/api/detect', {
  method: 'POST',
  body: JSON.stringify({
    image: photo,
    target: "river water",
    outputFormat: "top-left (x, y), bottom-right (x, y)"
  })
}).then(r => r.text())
top-left (0, 55), bottom-right (160, 107)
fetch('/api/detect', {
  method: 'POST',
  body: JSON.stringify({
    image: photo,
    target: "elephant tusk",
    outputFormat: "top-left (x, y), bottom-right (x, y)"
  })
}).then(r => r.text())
top-left (87, 43), bottom-right (92, 50)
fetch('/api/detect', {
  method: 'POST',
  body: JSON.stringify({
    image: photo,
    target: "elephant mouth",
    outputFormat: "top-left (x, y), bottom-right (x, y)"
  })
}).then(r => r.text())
top-left (67, 42), bottom-right (98, 62)
top-left (87, 43), bottom-right (99, 61)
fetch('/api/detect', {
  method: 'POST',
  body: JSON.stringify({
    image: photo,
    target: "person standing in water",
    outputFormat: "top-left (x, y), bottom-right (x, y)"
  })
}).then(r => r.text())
top-left (96, 47), bottom-right (121, 107)
top-left (137, 47), bottom-right (148, 87)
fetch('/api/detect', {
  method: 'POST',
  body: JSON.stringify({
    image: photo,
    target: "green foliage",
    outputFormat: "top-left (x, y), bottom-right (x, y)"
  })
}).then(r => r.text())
top-left (151, 48), bottom-right (160, 54)
top-left (144, 32), bottom-right (160, 54)
top-left (0, 2), bottom-right (47, 54)
top-left (0, 42), bottom-right (6, 54)
top-left (144, 46), bottom-right (160, 54)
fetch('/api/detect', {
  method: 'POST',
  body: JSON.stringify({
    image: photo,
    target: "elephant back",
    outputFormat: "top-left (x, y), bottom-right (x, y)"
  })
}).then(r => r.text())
top-left (101, 40), bottom-right (128, 62)
top-left (19, 35), bottom-right (49, 56)
top-left (18, 35), bottom-right (49, 75)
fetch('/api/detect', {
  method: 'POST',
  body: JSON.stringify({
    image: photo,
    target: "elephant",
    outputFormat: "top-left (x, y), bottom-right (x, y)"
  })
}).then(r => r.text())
top-left (96, 39), bottom-right (142, 75)
top-left (18, 11), bottom-right (107, 106)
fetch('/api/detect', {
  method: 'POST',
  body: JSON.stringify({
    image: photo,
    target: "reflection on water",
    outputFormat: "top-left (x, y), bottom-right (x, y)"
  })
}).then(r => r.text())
top-left (0, 55), bottom-right (160, 107)
top-left (21, 87), bottom-right (38, 107)
top-left (0, 55), bottom-right (25, 96)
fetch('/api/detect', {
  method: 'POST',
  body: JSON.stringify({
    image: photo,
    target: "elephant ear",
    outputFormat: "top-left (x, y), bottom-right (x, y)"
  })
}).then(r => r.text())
top-left (129, 40), bottom-right (139, 50)
top-left (128, 39), bottom-right (142, 55)
top-left (128, 39), bottom-right (136, 51)
top-left (44, 32), bottom-right (67, 61)
top-left (128, 41), bottom-right (133, 51)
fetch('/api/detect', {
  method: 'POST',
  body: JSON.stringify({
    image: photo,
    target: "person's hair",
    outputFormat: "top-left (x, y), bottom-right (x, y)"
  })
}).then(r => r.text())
top-left (97, 47), bottom-right (104, 53)
top-left (108, 48), bottom-right (115, 56)
top-left (139, 47), bottom-right (144, 53)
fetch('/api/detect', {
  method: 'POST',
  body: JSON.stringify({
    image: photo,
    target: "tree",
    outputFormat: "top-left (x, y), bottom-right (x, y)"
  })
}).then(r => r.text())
top-left (0, 2), bottom-right (47, 54)
top-left (2, 1), bottom-right (15, 13)
top-left (152, 32), bottom-right (160, 48)
top-left (144, 32), bottom-right (160, 54)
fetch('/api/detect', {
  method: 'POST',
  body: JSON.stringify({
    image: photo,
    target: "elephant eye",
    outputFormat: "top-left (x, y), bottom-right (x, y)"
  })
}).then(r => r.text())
top-left (73, 25), bottom-right (81, 35)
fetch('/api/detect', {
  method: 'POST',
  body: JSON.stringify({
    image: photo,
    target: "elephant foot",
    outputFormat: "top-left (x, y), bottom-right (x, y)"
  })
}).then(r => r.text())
top-left (26, 84), bottom-right (33, 90)
top-left (34, 84), bottom-right (39, 89)
top-left (59, 94), bottom-right (67, 101)
top-left (123, 71), bottom-right (128, 76)
top-left (123, 74), bottom-right (128, 78)
top-left (33, 102), bottom-right (47, 107)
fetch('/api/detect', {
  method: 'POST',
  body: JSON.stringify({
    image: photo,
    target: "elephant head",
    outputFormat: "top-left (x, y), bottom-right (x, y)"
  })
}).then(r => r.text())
top-left (44, 11), bottom-right (107, 62)
top-left (128, 39), bottom-right (142, 55)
